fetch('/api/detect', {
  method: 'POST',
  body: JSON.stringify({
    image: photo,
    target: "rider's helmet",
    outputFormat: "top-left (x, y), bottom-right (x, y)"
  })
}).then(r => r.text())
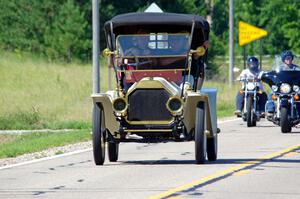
top-left (247, 56), bottom-right (259, 73)
top-left (281, 50), bottom-right (294, 62)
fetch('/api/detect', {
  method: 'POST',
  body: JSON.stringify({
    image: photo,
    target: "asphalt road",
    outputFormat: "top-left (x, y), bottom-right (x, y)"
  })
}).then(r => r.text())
top-left (1, 118), bottom-right (300, 199)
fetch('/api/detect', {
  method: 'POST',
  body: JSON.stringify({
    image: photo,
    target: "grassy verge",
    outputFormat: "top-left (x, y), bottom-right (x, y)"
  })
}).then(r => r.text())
top-left (0, 130), bottom-right (91, 158)
top-left (0, 51), bottom-right (112, 130)
top-left (203, 80), bottom-right (240, 118)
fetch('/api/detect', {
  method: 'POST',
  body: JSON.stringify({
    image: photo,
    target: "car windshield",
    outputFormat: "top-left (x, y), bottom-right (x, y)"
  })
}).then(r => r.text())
top-left (117, 33), bottom-right (190, 57)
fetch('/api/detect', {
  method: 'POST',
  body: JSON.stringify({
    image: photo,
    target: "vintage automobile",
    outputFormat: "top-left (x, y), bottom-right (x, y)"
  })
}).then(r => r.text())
top-left (91, 12), bottom-right (218, 165)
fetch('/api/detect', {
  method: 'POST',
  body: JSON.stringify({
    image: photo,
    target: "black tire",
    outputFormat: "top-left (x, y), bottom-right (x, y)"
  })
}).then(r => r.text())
top-left (207, 134), bottom-right (218, 161)
top-left (195, 102), bottom-right (206, 164)
top-left (92, 104), bottom-right (106, 165)
top-left (108, 142), bottom-right (119, 162)
top-left (280, 107), bottom-right (291, 133)
top-left (246, 97), bottom-right (256, 127)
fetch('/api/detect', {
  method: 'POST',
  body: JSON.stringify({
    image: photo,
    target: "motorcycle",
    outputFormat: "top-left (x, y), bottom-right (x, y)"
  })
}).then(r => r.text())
top-left (261, 61), bottom-right (300, 133)
top-left (239, 77), bottom-right (263, 127)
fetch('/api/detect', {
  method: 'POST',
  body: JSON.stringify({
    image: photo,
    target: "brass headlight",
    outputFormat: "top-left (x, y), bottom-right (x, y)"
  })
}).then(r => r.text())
top-left (166, 97), bottom-right (183, 115)
top-left (112, 97), bottom-right (128, 114)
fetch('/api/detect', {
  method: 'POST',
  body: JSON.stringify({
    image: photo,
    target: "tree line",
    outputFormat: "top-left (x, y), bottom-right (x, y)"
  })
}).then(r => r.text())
top-left (0, 0), bottom-right (299, 62)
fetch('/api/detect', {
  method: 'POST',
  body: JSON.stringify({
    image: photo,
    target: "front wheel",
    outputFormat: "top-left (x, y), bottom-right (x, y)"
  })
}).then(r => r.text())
top-left (246, 97), bottom-right (256, 127)
top-left (195, 102), bottom-right (206, 164)
top-left (207, 133), bottom-right (218, 161)
top-left (280, 107), bottom-right (291, 133)
top-left (92, 104), bottom-right (106, 165)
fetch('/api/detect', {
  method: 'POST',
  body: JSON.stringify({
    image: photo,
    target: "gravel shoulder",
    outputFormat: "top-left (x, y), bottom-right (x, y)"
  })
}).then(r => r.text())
top-left (0, 141), bottom-right (92, 167)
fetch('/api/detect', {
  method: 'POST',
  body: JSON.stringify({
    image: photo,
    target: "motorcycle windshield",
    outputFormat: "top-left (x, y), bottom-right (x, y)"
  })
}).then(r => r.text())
top-left (261, 70), bottom-right (300, 87)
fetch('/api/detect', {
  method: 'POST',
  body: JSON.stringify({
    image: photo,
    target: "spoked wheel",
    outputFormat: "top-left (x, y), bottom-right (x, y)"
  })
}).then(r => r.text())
top-left (108, 141), bottom-right (119, 162)
top-left (246, 97), bottom-right (256, 127)
top-left (207, 133), bottom-right (218, 161)
top-left (195, 102), bottom-right (206, 164)
top-left (280, 107), bottom-right (291, 133)
top-left (92, 104), bottom-right (106, 165)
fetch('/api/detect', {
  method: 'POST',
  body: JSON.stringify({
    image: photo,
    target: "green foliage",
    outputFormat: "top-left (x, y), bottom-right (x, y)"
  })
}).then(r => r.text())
top-left (0, 0), bottom-right (299, 62)
top-left (44, 0), bottom-right (90, 62)
top-left (259, 0), bottom-right (300, 54)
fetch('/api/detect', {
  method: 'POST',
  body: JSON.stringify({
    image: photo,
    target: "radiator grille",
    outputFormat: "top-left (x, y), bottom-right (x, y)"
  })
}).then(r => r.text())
top-left (128, 89), bottom-right (172, 121)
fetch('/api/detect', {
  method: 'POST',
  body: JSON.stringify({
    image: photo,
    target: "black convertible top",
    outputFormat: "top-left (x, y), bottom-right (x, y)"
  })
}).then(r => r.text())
top-left (104, 12), bottom-right (209, 32)
top-left (104, 12), bottom-right (210, 50)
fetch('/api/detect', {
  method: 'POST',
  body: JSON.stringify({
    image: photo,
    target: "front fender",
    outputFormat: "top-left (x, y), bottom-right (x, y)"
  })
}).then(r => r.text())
top-left (92, 91), bottom-right (119, 137)
top-left (183, 88), bottom-right (217, 137)
top-left (280, 98), bottom-right (290, 108)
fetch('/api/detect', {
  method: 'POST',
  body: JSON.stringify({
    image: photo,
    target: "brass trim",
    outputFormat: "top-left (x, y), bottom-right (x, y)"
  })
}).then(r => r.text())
top-left (205, 130), bottom-right (213, 138)
top-left (124, 129), bottom-right (173, 132)
top-left (102, 48), bottom-right (116, 57)
top-left (126, 77), bottom-right (181, 96)
top-left (124, 118), bottom-right (174, 125)
top-left (121, 55), bottom-right (188, 58)
top-left (116, 69), bottom-right (187, 72)
top-left (190, 46), bottom-right (206, 56)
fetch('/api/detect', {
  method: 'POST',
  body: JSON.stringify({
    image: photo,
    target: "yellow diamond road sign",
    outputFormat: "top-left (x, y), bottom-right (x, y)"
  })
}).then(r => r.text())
top-left (239, 21), bottom-right (268, 46)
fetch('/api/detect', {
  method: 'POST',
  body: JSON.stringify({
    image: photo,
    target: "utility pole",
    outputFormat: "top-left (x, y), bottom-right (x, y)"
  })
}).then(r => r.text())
top-left (205, 0), bottom-right (214, 26)
top-left (92, 0), bottom-right (100, 94)
top-left (229, 0), bottom-right (234, 85)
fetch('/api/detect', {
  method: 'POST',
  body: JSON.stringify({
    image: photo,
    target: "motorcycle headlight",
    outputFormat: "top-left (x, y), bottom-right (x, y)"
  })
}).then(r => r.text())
top-left (247, 82), bottom-right (255, 90)
top-left (271, 85), bottom-right (278, 92)
top-left (293, 85), bottom-right (299, 92)
top-left (280, 83), bottom-right (291, 94)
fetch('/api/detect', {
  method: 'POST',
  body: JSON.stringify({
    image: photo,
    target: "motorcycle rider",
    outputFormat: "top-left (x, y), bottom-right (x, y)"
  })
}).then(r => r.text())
top-left (266, 50), bottom-right (299, 116)
top-left (281, 50), bottom-right (299, 69)
top-left (234, 56), bottom-right (267, 117)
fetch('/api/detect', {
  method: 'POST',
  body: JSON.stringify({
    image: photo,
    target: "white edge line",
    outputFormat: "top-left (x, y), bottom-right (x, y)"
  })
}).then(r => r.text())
top-left (0, 148), bottom-right (92, 170)
top-left (0, 118), bottom-right (239, 170)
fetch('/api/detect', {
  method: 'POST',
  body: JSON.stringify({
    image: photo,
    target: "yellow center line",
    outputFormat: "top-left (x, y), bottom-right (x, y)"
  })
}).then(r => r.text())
top-left (148, 144), bottom-right (300, 199)
top-left (284, 152), bottom-right (297, 157)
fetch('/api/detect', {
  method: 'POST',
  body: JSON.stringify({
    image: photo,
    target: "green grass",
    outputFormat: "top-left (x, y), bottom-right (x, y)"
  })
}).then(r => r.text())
top-left (0, 130), bottom-right (91, 158)
top-left (203, 80), bottom-right (240, 118)
top-left (0, 51), bottom-right (112, 130)
top-left (0, 134), bottom-right (18, 144)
